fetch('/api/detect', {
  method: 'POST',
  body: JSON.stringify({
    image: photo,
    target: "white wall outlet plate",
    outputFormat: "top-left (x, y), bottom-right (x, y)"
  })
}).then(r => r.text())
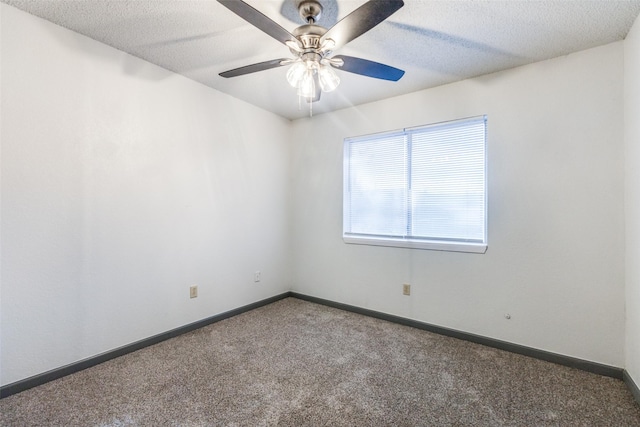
top-left (402, 284), bottom-right (411, 296)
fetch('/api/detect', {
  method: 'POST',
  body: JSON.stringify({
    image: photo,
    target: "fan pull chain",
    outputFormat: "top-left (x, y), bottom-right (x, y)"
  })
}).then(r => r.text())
top-left (296, 94), bottom-right (313, 117)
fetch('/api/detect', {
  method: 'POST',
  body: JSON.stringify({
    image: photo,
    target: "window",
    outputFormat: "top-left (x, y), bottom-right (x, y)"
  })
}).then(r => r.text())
top-left (343, 116), bottom-right (487, 253)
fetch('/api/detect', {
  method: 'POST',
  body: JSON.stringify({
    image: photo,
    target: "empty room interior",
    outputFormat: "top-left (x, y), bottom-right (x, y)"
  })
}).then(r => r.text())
top-left (2, 0), bottom-right (640, 424)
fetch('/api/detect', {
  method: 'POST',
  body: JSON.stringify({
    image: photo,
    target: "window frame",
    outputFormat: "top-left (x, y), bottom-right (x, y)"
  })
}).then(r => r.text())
top-left (342, 116), bottom-right (488, 254)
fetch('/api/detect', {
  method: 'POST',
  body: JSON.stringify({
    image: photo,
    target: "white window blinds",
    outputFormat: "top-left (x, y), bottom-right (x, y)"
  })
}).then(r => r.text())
top-left (345, 131), bottom-right (407, 237)
top-left (343, 116), bottom-right (487, 253)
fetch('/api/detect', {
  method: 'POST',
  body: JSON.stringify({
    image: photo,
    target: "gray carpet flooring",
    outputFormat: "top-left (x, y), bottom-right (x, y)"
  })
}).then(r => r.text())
top-left (1, 297), bottom-right (639, 426)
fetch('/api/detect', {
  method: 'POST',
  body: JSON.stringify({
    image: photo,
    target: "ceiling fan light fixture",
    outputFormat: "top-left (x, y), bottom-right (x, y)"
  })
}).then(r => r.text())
top-left (286, 60), bottom-right (307, 87)
top-left (320, 38), bottom-right (336, 52)
top-left (318, 63), bottom-right (340, 92)
top-left (287, 56), bottom-right (340, 97)
top-left (297, 68), bottom-right (317, 98)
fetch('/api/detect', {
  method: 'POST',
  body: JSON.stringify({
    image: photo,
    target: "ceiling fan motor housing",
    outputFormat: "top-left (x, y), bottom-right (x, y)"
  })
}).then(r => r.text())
top-left (292, 24), bottom-right (327, 52)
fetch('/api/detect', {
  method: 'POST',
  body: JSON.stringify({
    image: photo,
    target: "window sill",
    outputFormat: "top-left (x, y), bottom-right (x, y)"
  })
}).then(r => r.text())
top-left (343, 235), bottom-right (487, 254)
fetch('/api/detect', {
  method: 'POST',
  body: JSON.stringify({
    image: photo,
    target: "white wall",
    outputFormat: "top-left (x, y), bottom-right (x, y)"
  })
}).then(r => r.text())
top-left (291, 42), bottom-right (626, 367)
top-left (0, 4), bottom-right (291, 386)
top-left (625, 13), bottom-right (640, 385)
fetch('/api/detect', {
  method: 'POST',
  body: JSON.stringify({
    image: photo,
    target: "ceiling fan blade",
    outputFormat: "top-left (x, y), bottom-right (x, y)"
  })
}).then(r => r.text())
top-left (332, 55), bottom-right (405, 81)
top-left (218, 0), bottom-right (297, 45)
top-left (219, 58), bottom-right (289, 78)
top-left (321, 0), bottom-right (404, 50)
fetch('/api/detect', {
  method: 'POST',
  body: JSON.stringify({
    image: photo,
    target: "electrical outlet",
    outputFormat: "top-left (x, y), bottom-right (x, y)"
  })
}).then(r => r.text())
top-left (254, 271), bottom-right (261, 282)
top-left (402, 284), bottom-right (411, 296)
top-left (190, 285), bottom-right (198, 299)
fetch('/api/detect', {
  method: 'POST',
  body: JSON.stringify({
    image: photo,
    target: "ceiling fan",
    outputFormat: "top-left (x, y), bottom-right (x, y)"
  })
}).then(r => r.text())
top-left (217, 0), bottom-right (405, 105)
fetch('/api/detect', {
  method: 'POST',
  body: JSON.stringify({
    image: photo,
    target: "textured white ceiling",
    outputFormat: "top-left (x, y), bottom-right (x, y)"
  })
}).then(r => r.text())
top-left (3, 0), bottom-right (640, 119)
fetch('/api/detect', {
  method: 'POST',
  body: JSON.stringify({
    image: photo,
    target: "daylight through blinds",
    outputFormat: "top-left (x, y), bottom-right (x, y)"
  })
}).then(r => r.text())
top-left (344, 116), bottom-right (486, 249)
